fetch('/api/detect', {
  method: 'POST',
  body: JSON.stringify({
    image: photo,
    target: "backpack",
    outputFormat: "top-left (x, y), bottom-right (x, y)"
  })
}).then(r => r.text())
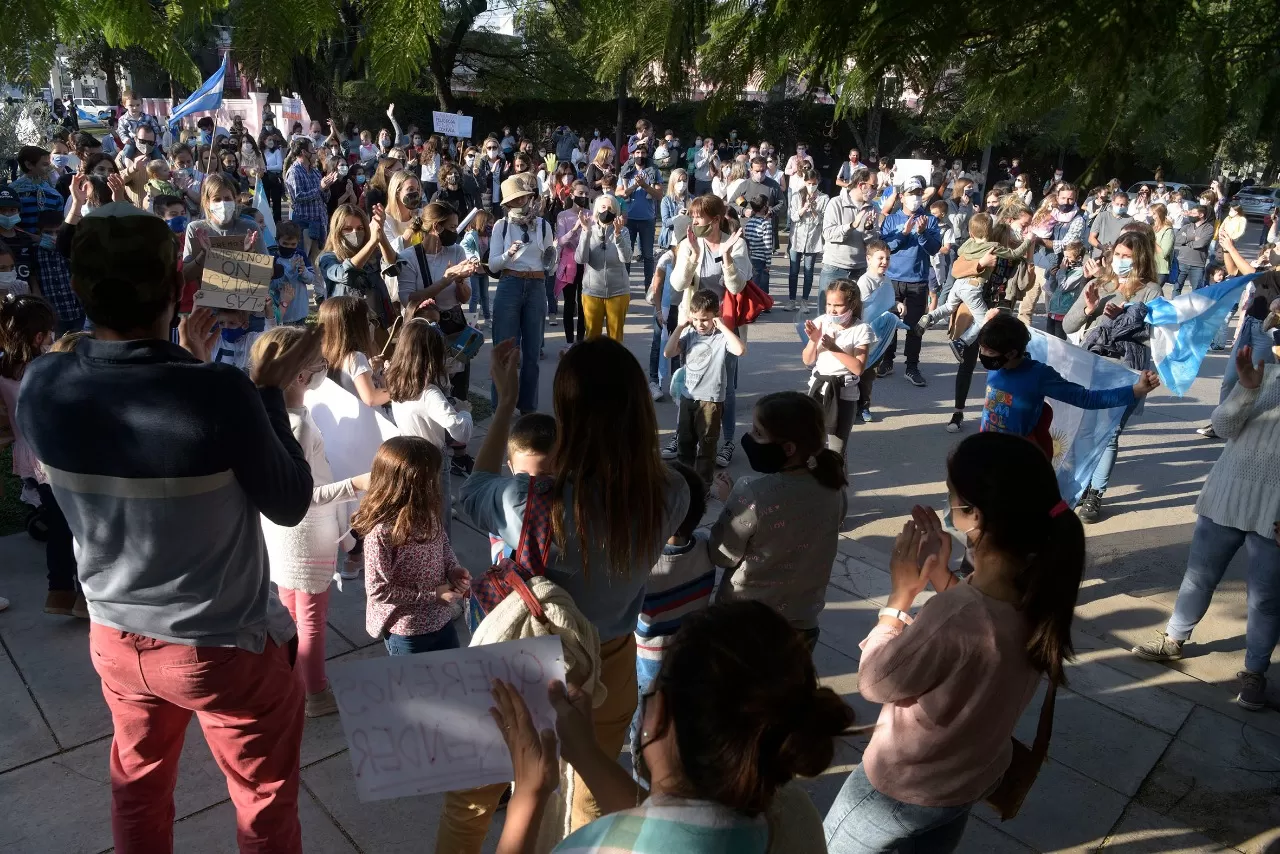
top-left (467, 475), bottom-right (556, 631)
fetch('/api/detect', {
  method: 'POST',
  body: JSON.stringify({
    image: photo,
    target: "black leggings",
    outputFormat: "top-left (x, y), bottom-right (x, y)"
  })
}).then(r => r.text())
top-left (954, 338), bottom-right (980, 410)
top-left (36, 483), bottom-right (76, 592)
top-left (561, 264), bottom-right (586, 344)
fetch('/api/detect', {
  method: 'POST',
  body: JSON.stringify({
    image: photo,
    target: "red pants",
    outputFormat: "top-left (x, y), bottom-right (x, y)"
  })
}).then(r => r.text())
top-left (89, 623), bottom-right (305, 854)
top-left (277, 586), bottom-right (330, 694)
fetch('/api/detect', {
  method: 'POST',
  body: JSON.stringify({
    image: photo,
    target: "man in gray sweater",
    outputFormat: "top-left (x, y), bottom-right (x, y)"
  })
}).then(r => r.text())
top-left (818, 166), bottom-right (879, 313)
top-left (1088, 190), bottom-right (1134, 258)
top-left (1171, 205), bottom-right (1215, 295)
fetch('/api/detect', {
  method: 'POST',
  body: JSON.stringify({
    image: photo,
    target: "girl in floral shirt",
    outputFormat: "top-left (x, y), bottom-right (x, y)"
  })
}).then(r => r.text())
top-left (352, 436), bottom-right (471, 655)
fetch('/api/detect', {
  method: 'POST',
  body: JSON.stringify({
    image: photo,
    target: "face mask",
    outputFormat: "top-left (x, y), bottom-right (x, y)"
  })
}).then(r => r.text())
top-left (221, 326), bottom-right (247, 343)
top-left (266, 141), bottom-right (277, 151)
top-left (902, 195), bottom-right (922, 213)
top-left (829, 309), bottom-right (853, 325)
top-left (305, 368), bottom-right (327, 390)
top-left (167, 215), bottom-right (188, 234)
top-left (337, 164), bottom-right (349, 176)
top-left (560, 174), bottom-right (572, 186)
top-left (1113, 204), bottom-right (1127, 215)
top-left (634, 155), bottom-right (648, 166)
top-left (199, 131), bottom-right (212, 145)
top-left (596, 210), bottom-right (617, 225)
top-left (39, 233), bottom-right (56, 250)
top-left (675, 180), bottom-right (687, 194)
top-left (136, 141), bottom-right (153, 153)
top-left (593, 130), bottom-right (600, 138)
top-left (465, 154), bottom-right (476, 166)
top-left (0, 214), bottom-right (20, 229)
top-left (413, 138), bottom-right (423, 146)
top-left (986, 204), bottom-right (1000, 215)
top-left (692, 222), bottom-right (715, 238)
top-left (1111, 256), bottom-right (1133, 276)
top-left (343, 231), bottom-right (365, 248)
top-left (630, 691), bottom-right (656, 783)
top-left (0, 270), bottom-right (15, 286)
top-left (941, 504), bottom-right (979, 544)
top-left (402, 193), bottom-right (422, 208)
top-left (489, 149), bottom-right (501, 160)
top-left (51, 154), bottom-right (69, 170)
top-left (438, 228), bottom-right (459, 246)
top-left (356, 175), bottom-right (367, 185)
top-left (1058, 203), bottom-right (1075, 213)
top-left (241, 144), bottom-right (254, 156)
top-left (572, 195), bottom-right (588, 208)
top-left (979, 351), bottom-right (1010, 371)
top-left (508, 205), bottom-right (531, 223)
top-left (209, 201), bottom-right (236, 225)
top-left (741, 433), bottom-right (788, 473)
top-left (277, 244), bottom-right (299, 258)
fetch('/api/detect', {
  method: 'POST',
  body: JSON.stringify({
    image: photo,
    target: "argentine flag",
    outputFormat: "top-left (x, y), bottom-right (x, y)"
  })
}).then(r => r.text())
top-left (1027, 329), bottom-right (1136, 506)
top-left (168, 56), bottom-right (228, 129)
top-left (252, 179), bottom-right (276, 248)
top-left (1145, 273), bottom-right (1257, 396)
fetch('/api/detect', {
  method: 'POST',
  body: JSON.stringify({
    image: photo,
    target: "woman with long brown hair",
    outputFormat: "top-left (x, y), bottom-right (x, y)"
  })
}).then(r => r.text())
top-left (1064, 230), bottom-right (1162, 522)
top-left (316, 203), bottom-right (398, 330)
top-left (437, 336), bottom-right (690, 852)
top-left (825, 431), bottom-right (1085, 853)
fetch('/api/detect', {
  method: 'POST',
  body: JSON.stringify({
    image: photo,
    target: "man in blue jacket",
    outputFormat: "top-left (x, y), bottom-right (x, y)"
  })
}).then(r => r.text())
top-left (879, 176), bottom-right (942, 386)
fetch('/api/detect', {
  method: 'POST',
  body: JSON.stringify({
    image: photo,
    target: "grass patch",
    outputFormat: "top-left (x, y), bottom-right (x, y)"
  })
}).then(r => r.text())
top-left (0, 445), bottom-right (27, 537)
top-left (466, 392), bottom-right (493, 423)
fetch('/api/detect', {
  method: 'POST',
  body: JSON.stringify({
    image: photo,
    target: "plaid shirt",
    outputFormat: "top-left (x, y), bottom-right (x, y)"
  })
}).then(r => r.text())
top-left (118, 112), bottom-right (162, 145)
top-left (35, 245), bottom-right (82, 324)
top-left (285, 162), bottom-right (327, 227)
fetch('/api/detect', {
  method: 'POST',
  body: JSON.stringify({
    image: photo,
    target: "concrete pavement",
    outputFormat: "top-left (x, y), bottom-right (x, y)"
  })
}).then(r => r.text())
top-left (1, 251), bottom-right (1278, 853)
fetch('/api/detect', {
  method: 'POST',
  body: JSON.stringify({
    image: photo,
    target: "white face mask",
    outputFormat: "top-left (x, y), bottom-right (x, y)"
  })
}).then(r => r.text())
top-left (343, 230), bottom-right (364, 248)
top-left (675, 180), bottom-right (687, 194)
top-left (0, 270), bottom-right (16, 285)
top-left (304, 368), bottom-right (327, 390)
top-left (829, 309), bottom-right (853, 325)
top-left (209, 200), bottom-right (236, 225)
top-left (902, 195), bottom-right (922, 213)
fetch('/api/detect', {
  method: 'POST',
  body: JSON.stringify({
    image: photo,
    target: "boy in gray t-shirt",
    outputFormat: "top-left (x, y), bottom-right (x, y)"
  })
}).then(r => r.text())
top-left (664, 289), bottom-right (747, 488)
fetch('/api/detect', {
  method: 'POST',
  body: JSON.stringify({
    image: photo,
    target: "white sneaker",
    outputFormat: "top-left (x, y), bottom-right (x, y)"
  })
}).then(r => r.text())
top-left (786, 299), bottom-right (796, 311)
top-left (649, 381), bottom-right (665, 402)
top-left (305, 687), bottom-right (340, 718)
top-left (799, 299), bottom-right (809, 313)
top-left (338, 553), bottom-right (362, 581)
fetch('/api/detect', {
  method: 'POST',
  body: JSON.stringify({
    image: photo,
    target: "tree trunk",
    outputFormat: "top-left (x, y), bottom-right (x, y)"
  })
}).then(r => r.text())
top-left (101, 45), bottom-right (121, 107)
top-left (290, 55), bottom-right (334, 124)
top-left (615, 67), bottom-right (628, 153)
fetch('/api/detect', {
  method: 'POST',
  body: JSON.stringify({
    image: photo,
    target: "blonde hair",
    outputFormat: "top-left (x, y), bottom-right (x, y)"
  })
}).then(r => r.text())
top-left (323, 204), bottom-right (371, 260)
top-left (385, 170), bottom-right (422, 223)
top-left (200, 173), bottom-right (237, 215)
top-left (248, 325), bottom-right (305, 375)
top-left (592, 146), bottom-right (614, 166)
top-left (667, 168), bottom-right (689, 198)
top-left (146, 160), bottom-right (168, 179)
top-left (967, 212), bottom-right (993, 240)
top-left (594, 194), bottom-right (620, 217)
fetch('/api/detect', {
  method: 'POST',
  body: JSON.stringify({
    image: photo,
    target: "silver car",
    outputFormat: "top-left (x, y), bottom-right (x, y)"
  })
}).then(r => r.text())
top-left (1233, 186), bottom-right (1280, 219)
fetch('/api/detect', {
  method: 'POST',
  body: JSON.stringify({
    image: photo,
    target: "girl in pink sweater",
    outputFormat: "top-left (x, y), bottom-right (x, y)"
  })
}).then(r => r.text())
top-left (352, 436), bottom-right (471, 655)
top-left (824, 431), bottom-right (1085, 853)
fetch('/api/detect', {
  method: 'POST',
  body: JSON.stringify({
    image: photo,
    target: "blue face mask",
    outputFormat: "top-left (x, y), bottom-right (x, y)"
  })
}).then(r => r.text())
top-left (356, 175), bottom-right (367, 185)
top-left (221, 326), bottom-right (248, 343)
top-left (167, 215), bottom-right (188, 234)
top-left (0, 213), bottom-right (20, 229)
top-left (39, 233), bottom-right (56, 250)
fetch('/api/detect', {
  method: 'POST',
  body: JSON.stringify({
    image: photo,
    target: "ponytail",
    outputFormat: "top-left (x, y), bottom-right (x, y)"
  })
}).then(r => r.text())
top-left (755, 392), bottom-right (848, 491)
top-left (947, 433), bottom-right (1085, 685)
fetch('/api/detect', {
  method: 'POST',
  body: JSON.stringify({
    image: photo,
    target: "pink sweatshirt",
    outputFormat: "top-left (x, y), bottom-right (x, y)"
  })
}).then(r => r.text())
top-left (858, 581), bottom-right (1042, 807)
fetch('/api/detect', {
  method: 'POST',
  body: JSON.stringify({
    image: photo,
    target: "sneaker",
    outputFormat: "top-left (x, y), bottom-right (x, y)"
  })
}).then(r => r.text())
top-left (786, 299), bottom-right (796, 311)
top-left (450, 454), bottom-right (475, 478)
top-left (946, 411), bottom-right (963, 433)
top-left (475, 317), bottom-right (486, 328)
top-left (305, 687), bottom-right (340, 718)
top-left (799, 299), bottom-right (810, 314)
top-left (716, 439), bottom-right (735, 468)
top-left (661, 436), bottom-right (678, 460)
top-left (548, 316), bottom-right (559, 326)
top-left (339, 553), bottom-right (363, 581)
top-left (949, 340), bottom-right (966, 363)
top-left (649, 381), bottom-right (665, 402)
top-left (1076, 488), bottom-right (1102, 524)
top-left (44, 590), bottom-right (76, 616)
top-left (876, 361), bottom-right (894, 378)
top-left (72, 594), bottom-right (89, 619)
top-left (914, 315), bottom-right (932, 335)
top-left (1132, 635), bottom-right (1184, 661)
top-left (854, 408), bottom-right (866, 425)
top-left (905, 367), bottom-right (927, 387)
top-left (1235, 670), bottom-right (1267, 711)
top-left (1196, 424), bottom-right (1219, 439)
top-left (859, 406), bottom-right (875, 423)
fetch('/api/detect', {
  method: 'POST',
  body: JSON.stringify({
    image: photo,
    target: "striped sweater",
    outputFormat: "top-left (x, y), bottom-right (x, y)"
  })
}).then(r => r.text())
top-left (635, 533), bottom-right (715, 662)
top-left (1197, 363), bottom-right (1280, 538)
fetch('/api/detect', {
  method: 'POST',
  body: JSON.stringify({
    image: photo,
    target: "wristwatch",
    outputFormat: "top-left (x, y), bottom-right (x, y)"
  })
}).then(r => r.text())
top-left (877, 607), bottom-right (914, 625)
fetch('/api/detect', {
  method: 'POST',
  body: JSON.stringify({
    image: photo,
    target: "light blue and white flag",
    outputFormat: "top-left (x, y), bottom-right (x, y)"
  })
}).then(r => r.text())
top-left (1145, 273), bottom-right (1256, 396)
top-left (168, 56), bottom-right (228, 129)
top-left (253, 179), bottom-right (276, 248)
top-left (1027, 329), bottom-right (1136, 505)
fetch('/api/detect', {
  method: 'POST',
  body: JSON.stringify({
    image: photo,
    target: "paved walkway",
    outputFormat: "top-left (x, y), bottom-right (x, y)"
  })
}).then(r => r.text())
top-left (2, 252), bottom-right (1279, 853)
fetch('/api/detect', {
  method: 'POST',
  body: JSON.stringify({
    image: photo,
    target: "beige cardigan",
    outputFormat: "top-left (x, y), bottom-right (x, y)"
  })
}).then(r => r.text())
top-left (669, 230), bottom-right (751, 321)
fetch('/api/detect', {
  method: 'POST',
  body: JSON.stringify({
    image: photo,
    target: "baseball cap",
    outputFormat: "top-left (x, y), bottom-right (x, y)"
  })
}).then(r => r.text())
top-left (903, 176), bottom-right (926, 193)
top-left (0, 188), bottom-right (18, 208)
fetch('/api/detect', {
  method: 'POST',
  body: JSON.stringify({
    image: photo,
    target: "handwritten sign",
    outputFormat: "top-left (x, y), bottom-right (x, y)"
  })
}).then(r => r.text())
top-left (207, 234), bottom-right (248, 251)
top-left (432, 111), bottom-right (473, 139)
top-left (281, 96), bottom-right (303, 124)
top-left (195, 248), bottom-right (274, 312)
top-left (330, 636), bottom-right (566, 801)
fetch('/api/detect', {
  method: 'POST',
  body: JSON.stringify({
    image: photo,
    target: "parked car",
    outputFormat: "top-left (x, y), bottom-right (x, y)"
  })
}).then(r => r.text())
top-left (1127, 180), bottom-right (1191, 197)
top-left (1231, 186), bottom-right (1280, 219)
top-left (73, 97), bottom-right (113, 124)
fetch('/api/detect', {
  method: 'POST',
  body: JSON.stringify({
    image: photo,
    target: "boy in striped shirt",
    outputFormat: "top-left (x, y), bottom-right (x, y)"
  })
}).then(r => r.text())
top-left (743, 193), bottom-right (775, 298)
top-left (632, 462), bottom-right (713, 744)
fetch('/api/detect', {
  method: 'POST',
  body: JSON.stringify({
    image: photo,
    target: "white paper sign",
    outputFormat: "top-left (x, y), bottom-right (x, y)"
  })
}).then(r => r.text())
top-left (432, 111), bottom-right (474, 139)
top-left (330, 636), bottom-right (566, 801)
top-left (303, 377), bottom-right (400, 483)
top-left (894, 159), bottom-right (935, 189)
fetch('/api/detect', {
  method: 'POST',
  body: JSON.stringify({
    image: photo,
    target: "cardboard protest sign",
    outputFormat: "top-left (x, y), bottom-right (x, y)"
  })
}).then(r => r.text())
top-left (194, 248), bottom-right (273, 312)
top-left (330, 635), bottom-right (566, 801)
top-left (206, 234), bottom-right (249, 251)
top-left (432, 111), bottom-right (474, 139)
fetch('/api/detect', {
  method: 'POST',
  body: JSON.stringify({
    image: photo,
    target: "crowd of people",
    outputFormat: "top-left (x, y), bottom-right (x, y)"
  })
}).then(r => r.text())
top-left (0, 102), bottom-right (1278, 854)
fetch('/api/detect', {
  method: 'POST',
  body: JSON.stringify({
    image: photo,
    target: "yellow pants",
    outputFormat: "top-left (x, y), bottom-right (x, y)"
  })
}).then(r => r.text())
top-left (582, 294), bottom-right (630, 342)
top-left (433, 634), bottom-right (639, 852)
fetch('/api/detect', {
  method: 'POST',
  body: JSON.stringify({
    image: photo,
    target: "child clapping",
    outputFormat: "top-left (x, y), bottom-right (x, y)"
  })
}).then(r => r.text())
top-left (353, 436), bottom-right (471, 655)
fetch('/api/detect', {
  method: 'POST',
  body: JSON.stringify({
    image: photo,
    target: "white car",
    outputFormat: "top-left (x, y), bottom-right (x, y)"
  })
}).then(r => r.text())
top-left (74, 97), bottom-right (114, 124)
top-left (1232, 186), bottom-right (1280, 219)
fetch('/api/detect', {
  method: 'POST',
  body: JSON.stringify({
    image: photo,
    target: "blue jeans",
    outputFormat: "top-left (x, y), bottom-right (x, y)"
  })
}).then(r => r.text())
top-left (628, 219), bottom-right (656, 287)
top-left (1167, 515), bottom-right (1280, 674)
top-left (1172, 264), bottom-right (1204, 296)
top-left (1219, 316), bottom-right (1276, 404)
top-left (789, 251), bottom-right (818, 300)
top-left (648, 307), bottom-right (675, 386)
top-left (825, 764), bottom-right (973, 854)
top-left (751, 258), bottom-right (771, 296)
top-left (818, 263), bottom-right (861, 314)
top-left (491, 274), bottom-right (547, 412)
top-left (1088, 398), bottom-right (1137, 496)
top-left (383, 621), bottom-right (461, 656)
top-left (468, 273), bottom-right (490, 320)
top-left (544, 275), bottom-right (558, 316)
top-left (722, 351), bottom-right (738, 443)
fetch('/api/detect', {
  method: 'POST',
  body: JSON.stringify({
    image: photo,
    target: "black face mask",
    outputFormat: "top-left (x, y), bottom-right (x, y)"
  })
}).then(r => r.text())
top-left (741, 433), bottom-right (788, 473)
top-left (986, 204), bottom-right (999, 214)
top-left (634, 156), bottom-right (647, 166)
top-left (572, 195), bottom-right (589, 208)
top-left (597, 210), bottom-right (617, 225)
top-left (979, 352), bottom-right (1011, 371)
top-left (402, 193), bottom-right (422, 208)
top-left (438, 228), bottom-right (459, 247)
